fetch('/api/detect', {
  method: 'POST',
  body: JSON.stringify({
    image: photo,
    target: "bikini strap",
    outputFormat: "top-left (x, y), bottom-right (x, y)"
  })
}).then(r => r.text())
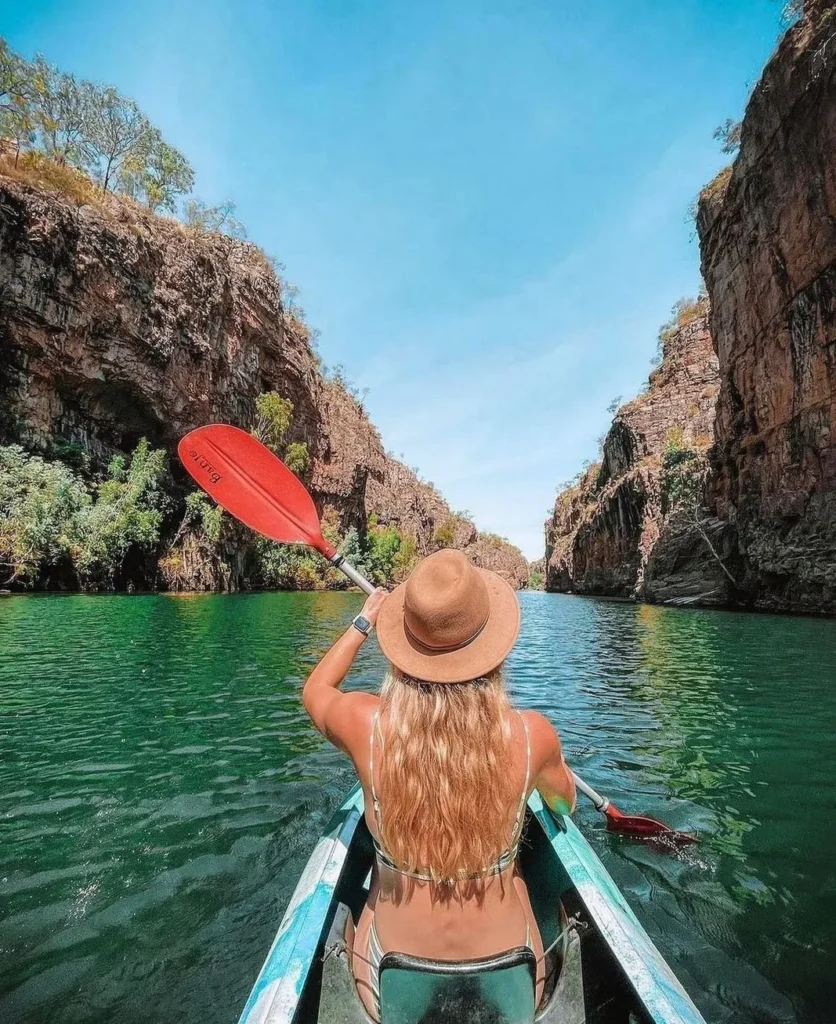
top-left (369, 709), bottom-right (383, 830)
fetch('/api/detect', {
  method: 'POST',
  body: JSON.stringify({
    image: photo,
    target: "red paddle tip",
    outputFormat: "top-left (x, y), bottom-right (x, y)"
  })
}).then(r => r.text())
top-left (605, 805), bottom-right (698, 844)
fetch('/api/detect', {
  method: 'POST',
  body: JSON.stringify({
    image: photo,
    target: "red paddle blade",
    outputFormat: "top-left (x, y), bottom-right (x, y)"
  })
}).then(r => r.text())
top-left (605, 804), bottom-right (698, 845)
top-left (177, 425), bottom-right (335, 557)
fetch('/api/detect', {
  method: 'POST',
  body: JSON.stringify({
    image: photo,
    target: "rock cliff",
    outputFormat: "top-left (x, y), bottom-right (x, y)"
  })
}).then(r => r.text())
top-left (545, 301), bottom-right (728, 602)
top-left (695, 0), bottom-right (836, 614)
top-left (0, 173), bottom-right (528, 589)
top-left (547, 1), bottom-right (836, 614)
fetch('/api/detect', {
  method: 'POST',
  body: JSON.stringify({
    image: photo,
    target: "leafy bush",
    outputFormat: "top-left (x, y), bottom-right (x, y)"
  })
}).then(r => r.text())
top-left (72, 439), bottom-right (168, 586)
top-left (257, 540), bottom-right (324, 590)
top-left (253, 392), bottom-right (293, 453)
top-left (528, 569), bottom-right (544, 590)
top-left (660, 434), bottom-right (704, 515)
top-left (0, 444), bottom-right (89, 585)
top-left (284, 441), bottom-right (310, 476)
top-left (366, 524), bottom-right (402, 585)
top-left (182, 490), bottom-right (223, 544)
top-left (392, 532), bottom-right (419, 582)
top-left (52, 440), bottom-right (90, 473)
top-left (338, 527), bottom-right (373, 582)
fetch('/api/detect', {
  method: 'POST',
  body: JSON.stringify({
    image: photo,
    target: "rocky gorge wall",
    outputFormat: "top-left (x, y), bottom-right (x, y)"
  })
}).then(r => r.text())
top-left (695, 0), bottom-right (836, 614)
top-left (546, 0), bottom-right (836, 614)
top-left (544, 303), bottom-right (732, 604)
top-left (0, 173), bottom-right (528, 589)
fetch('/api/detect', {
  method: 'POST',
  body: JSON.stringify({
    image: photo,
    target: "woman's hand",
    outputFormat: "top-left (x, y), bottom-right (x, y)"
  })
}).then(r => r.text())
top-left (360, 587), bottom-right (389, 627)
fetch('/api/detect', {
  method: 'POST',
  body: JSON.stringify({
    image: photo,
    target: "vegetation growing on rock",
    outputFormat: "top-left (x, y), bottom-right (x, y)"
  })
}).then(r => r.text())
top-left (0, 440), bottom-right (168, 589)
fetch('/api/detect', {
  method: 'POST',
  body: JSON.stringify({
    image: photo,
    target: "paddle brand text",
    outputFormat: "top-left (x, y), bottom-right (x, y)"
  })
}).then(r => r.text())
top-left (187, 448), bottom-right (222, 485)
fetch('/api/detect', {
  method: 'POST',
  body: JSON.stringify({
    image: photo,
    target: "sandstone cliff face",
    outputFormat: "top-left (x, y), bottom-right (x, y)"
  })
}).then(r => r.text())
top-left (696, 0), bottom-right (836, 614)
top-left (0, 175), bottom-right (527, 588)
top-left (545, 305), bottom-right (729, 602)
top-left (546, 2), bottom-right (836, 614)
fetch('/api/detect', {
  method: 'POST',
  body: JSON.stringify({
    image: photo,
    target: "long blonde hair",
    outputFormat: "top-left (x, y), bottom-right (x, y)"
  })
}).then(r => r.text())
top-left (375, 666), bottom-right (516, 883)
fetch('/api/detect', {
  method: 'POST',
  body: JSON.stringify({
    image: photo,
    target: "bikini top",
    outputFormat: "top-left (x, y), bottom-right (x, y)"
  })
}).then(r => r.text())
top-left (368, 709), bottom-right (531, 883)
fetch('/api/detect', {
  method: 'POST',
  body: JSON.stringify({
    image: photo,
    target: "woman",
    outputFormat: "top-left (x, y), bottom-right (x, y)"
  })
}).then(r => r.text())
top-left (302, 548), bottom-right (576, 1021)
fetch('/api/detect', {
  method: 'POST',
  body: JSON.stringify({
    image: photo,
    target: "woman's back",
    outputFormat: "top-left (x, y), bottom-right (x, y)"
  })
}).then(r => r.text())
top-left (354, 697), bottom-right (538, 961)
top-left (301, 550), bottom-right (576, 1020)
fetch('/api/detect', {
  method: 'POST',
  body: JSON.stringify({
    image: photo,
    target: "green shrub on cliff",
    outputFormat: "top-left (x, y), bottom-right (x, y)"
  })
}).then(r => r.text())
top-left (72, 439), bottom-right (169, 585)
top-left (284, 442), bottom-right (310, 476)
top-left (0, 445), bottom-right (88, 585)
top-left (660, 438), bottom-right (703, 515)
top-left (366, 524), bottom-right (402, 584)
top-left (252, 392), bottom-right (310, 475)
top-left (432, 518), bottom-right (457, 549)
top-left (253, 392), bottom-right (293, 453)
top-left (392, 532), bottom-right (419, 582)
top-left (528, 568), bottom-right (544, 591)
top-left (182, 490), bottom-right (223, 544)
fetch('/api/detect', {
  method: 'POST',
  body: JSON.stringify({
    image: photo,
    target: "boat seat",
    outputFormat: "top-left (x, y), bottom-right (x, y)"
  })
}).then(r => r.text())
top-left (317, 902), bottom-right (584, 1024)
top-left (318, 904), bottom-right (537, 1024)
top-left (379, 947), bottom-right (536, 1024)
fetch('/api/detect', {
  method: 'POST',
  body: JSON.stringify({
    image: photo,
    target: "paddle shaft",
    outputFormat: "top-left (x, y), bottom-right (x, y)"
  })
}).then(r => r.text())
top-left (572, 772), bottom-right (608, 812)
top-left (177, 426), bottom-right (689, 841)
top-left (329, 553), bottom-right (376, 595)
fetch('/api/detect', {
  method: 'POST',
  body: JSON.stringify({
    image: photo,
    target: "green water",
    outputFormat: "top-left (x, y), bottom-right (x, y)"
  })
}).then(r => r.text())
top-left (1, 592), bottom-right (835, 1023)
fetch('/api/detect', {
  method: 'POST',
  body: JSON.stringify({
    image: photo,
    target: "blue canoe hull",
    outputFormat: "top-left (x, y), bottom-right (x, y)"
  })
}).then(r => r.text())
top-left (238, 785), bottom-right (705, 1024)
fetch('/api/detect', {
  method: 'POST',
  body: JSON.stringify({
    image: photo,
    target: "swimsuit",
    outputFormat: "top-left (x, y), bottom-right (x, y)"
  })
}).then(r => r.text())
top-left (360, 710), bottom-right (533, 1018)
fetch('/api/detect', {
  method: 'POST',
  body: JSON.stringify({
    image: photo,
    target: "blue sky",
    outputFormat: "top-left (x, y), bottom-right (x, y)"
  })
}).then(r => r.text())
top-left (6, 1), bottom-right (785, 557)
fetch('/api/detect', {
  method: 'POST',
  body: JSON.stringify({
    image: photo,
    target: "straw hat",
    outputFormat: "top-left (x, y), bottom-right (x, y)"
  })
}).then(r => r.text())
top-left (376, 549), bottom-right (520, 684)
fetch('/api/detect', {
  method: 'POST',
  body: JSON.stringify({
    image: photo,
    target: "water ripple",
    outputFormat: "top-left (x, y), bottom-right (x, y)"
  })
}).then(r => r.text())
top-left (1, 591), bottom-right (834, 1023)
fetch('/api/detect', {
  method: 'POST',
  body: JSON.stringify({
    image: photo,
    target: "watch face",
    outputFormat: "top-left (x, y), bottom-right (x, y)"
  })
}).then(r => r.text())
top-left (354, 615), bottom-right (371, 633)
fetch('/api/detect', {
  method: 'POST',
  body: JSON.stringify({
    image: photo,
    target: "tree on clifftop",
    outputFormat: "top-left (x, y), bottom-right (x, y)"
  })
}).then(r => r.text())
top-left (83, 86), bottom-right (150, 192)
top-left (29, 56), bottom-right (89, 166)
top-left (0, 39), bottom-right (29, 113)
top-left (184, 198), bottom-right (247, 239)
top-left (121, 129), bottom-right (194, 212)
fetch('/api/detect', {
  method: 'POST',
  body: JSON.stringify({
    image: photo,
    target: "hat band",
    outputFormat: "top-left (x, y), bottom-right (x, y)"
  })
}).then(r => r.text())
top-left (404, 615), bottom-right (489, 653)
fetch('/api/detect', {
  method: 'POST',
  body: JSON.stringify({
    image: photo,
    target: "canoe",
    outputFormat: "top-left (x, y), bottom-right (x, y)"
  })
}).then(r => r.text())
top-left (238, 784), bottom-right (706, 1024)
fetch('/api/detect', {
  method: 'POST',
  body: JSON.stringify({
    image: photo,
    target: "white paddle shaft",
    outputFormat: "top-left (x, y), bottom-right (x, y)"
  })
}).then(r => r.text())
top-left (328, 554), bottom-right (376, 595)
top-left (572, 772), bottom-right (609, 813)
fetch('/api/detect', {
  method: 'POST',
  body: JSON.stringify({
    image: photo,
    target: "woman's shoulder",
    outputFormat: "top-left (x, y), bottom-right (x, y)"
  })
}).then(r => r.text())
top-left (325, 691), bottom-right (380, 752)
top-left (518, 709), bottom-right (565, 760)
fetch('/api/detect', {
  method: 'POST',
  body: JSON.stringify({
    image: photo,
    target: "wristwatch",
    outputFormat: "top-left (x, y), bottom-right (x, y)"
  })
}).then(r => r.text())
top-left (351, 614), bottom-right (373, 638)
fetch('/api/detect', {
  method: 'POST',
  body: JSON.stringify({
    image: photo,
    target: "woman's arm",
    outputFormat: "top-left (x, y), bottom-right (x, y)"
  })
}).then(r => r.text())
top-left (530, 713), bottom-right (576, 816)
top-left (302, 588), bottom-right (388, 741)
